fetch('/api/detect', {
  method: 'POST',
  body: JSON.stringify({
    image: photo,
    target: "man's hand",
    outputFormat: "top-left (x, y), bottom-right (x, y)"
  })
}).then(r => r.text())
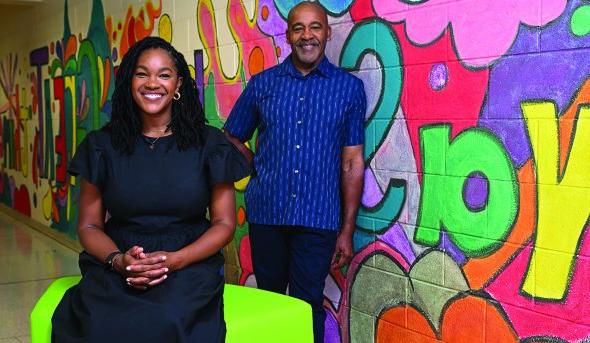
top-left (331, 233), bottom-right (353, 270)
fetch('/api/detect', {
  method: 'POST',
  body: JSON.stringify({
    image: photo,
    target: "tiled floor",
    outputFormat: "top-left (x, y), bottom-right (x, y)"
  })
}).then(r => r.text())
top-left (0, 212), bottom-right (79, 342)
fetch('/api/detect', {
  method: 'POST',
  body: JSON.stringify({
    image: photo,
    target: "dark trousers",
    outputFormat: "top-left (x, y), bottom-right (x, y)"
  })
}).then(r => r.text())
top-left (249, 223), bottom-right (338, 343)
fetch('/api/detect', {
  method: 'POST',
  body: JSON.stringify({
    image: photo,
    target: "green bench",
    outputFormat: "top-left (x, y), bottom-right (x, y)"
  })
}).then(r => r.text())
top-left (31, 276), bottom-right (313, 342)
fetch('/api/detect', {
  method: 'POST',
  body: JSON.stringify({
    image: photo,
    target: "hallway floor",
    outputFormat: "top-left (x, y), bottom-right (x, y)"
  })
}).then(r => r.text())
top-left (0, 212), bottom-right (79, 343)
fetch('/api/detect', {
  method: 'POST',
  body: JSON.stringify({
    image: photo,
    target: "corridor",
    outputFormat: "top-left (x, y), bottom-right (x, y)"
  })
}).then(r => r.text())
top-left (0, 212), bottom-right (78, 342)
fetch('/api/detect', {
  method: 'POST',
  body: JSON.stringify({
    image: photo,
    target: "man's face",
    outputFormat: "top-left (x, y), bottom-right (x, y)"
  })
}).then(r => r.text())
top-left (286, 4), bottom-right (331, 71)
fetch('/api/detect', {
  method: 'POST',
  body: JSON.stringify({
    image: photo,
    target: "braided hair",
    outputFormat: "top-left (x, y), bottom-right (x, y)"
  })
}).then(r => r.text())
top-left (106, 36), bottom-right (206, 153)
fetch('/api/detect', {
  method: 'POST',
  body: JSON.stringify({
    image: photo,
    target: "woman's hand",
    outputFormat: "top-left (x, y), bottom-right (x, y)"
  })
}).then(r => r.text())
top-left (114, 246), bottom-right (169, 291)
top-left (144, 250), bottom-right (186, 273)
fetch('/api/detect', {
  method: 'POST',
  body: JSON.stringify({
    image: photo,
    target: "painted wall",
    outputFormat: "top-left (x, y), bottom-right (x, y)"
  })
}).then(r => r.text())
top-left (1, 0), bottom-right (588, 342)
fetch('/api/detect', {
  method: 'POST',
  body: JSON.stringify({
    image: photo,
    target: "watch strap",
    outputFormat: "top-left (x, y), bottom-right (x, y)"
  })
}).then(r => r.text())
top-left (105, 251), bottom-right (121, 271)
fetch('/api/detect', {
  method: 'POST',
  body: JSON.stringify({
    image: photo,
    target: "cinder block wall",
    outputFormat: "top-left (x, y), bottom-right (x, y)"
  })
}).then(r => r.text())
top-left (0, 0), bottom-right (587, 342)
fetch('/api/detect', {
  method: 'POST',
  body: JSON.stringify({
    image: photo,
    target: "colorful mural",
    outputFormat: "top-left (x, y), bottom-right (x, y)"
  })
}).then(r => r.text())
top-left (1, 0), bottom-right (589, 342)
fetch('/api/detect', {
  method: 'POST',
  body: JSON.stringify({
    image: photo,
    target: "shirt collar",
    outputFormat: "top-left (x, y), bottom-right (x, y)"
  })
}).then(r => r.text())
top-left (278, 54), bottom-right (335, 78)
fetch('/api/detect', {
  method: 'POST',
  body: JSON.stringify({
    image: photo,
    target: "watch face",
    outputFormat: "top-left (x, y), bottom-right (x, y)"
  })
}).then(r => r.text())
top-left (106, 252), bottom-right (120, 270)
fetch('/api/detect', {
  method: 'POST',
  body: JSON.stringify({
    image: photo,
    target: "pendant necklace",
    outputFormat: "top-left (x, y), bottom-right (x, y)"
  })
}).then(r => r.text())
top-left (142, 123), bottom-right (170, 150)
top-left (144, 135), bottom-right (162, 149)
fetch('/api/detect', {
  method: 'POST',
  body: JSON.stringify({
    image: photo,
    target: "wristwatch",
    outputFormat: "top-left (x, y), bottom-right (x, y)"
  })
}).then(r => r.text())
top-left (105, 251), bottom-right (121, 271)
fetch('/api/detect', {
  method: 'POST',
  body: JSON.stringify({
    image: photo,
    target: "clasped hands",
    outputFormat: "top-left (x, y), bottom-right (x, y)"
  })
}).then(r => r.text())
top-left (112, 246), bottom-right (179, 291)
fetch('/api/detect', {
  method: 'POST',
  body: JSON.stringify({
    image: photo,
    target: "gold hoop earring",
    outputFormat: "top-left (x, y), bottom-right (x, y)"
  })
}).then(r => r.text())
top-left (174, 91), bottom-right (181, 100)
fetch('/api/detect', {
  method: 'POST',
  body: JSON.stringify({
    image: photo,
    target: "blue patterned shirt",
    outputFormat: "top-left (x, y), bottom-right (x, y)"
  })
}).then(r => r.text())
top-left (224, 56), bottom-right (366, 231)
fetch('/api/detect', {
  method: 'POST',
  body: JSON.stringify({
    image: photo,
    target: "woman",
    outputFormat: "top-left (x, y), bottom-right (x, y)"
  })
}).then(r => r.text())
top-left (52, 36), bottom-right (249, 342)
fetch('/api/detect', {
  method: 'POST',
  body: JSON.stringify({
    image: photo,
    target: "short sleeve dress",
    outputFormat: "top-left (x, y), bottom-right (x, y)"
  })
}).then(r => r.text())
top-left (51, 126), bottom-right (250, 343)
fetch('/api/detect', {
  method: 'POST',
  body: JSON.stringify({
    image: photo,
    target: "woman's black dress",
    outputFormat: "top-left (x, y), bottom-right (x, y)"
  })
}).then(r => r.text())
top-left (51, 126), bottom-right (249, 343)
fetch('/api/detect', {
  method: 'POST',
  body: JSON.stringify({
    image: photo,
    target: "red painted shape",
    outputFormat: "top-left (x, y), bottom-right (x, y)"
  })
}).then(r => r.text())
top-left (238, 234), bottom-right (253, 285)
top-left (392, 23), bottom-right (489, 177)
top-left (127, 16), bottom-right (136, 48)
top-left (13, 184), bottom-right (31, 216)
top-left (32, 130), bottom-right (39, 186)
top-left (53, 77), bottom-right (67, 183)
top-left (350, 0), bottom-right (376, 22)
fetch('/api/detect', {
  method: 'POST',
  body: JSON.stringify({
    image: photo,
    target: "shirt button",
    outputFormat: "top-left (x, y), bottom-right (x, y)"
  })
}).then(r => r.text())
top-left (291, 193), bottom-right (297, 198)
top-left (296, 144), bottom-right (300, 149)
top-left (294, 169), bottom-right (299, 174)
top-left (297, 120), bottom-right (302, 125)
top-left (299, 96), bottom-right (304, 101)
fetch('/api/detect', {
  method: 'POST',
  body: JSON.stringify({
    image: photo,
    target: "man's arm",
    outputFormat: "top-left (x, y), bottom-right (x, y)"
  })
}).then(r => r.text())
top-left (224, 131), bottom-right (254, 163)
top-left (223, 74), bottom-right (260, 161)
top-left (331, 144), bottom-right (364, 269)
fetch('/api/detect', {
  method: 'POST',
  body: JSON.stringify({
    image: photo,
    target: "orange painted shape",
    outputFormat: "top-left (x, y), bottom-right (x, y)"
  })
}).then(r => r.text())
top-left (119, 8), bottom-right (134, 57)
top-left (64, 36), bottom-right (77, 62)
top-left (261, 5), bottom-right (269, 20)
top-left (441, 296), bottom-right (486, 342)
top-left (484, 301), bottom-right (519, 343)
top-left (237, 206), bottom-right (246, 226)
top-left (133, 0), bottom-right (162, 40)
top-left (441, 295), bottom-right (518, 343)
top-left (101, 58), bottom-right (111, 104)
top-left (378, 306), bottom-right (439, 342)
top-left (463, 160), bottom-right (536, 289)
top-left (380, 306), bottom-right (406, 327)
top-left (106, 17), bottom-right (113, 47)
top-left (378, 320), bottom-right (440, 343)
top-left (248, 47), bottom-right (264, 77)
top-left (376, 297), bottom-right (519, 342)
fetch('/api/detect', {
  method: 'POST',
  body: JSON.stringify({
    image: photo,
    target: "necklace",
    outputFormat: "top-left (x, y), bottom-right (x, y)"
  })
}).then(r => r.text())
top-left (143, 135), bottom-right (162, 150)
top-left (142, 122), bottom-right (171, 149)
top-left (144, 128), bottom-right (167, 133)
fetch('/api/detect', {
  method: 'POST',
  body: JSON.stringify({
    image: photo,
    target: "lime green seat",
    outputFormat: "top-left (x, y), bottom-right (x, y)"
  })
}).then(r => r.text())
top-left (31, 276), bottom-right (313, 343)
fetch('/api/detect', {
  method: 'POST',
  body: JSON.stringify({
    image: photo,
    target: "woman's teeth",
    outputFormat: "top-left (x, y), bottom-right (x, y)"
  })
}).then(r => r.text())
top-left (144, 93), bottom-right (162, 99)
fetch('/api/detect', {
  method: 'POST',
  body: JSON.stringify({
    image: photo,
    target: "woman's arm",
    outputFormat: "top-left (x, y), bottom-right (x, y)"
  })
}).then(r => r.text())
top-left (77, 179), bottom-right (167, 289)
top-left (76, 179), bottom-right (120, 261)
top-left (141, 183), bottom-right (237, 272)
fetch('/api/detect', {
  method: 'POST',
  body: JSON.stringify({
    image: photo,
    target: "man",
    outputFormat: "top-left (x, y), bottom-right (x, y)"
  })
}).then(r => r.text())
top-left (224, 2), bottom-right (365, 341)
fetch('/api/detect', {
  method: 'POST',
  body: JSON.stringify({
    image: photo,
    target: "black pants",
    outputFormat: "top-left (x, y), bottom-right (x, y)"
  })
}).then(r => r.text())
top-left (249, 224), bottom-right (338, 343)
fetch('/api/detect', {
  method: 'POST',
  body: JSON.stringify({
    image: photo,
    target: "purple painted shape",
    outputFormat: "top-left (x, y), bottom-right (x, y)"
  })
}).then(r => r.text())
top-left (463, 172), bottom-right (488, 211)
top-left (111, 47), bottom-right (118, 62)
top-left (257, 0), bottom-right (287, 35)
top-left (8, 177), bottom-right (16, 206)
top-left (257, 0), bottom-right (291, 62)
top-left (480, 0), bottom-right (590, 168)
top-left (30, 46), bottom-right (49, 174)
top-left (378, 222), bottom-right (416, 264)
top-left (56, 40), bottom-right (63, 61)
top-left (429, 63), bottom-right (448, 91)
top-left (541, 0), bottom-right (590, 52)
top-left (439, 230), bottom-right (467, 265)
top-left (362, 167), bottom-right (383, 208)
top-left (324, 310), bottom-right (341, 343)
top-left (57, 193), bottom-right (67, 207)
top-left (193, 50), bottom-right (204, 106)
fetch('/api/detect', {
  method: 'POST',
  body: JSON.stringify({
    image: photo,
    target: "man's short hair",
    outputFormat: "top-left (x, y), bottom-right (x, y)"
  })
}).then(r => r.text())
top-left (287, 1), bottom-right (328, 24)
